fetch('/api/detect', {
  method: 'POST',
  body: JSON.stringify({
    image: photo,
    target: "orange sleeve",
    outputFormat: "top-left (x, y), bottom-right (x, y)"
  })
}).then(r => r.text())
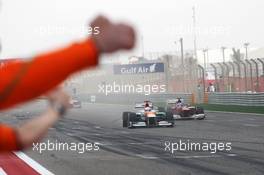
top-left (0, 124), bottom-right (20, 152)
top-left (0, 38), bottom-right (99, 110)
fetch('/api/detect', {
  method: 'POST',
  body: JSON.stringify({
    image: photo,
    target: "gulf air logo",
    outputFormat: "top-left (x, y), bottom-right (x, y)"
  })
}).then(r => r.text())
top-left (149, 63), bottom-right (157, 73)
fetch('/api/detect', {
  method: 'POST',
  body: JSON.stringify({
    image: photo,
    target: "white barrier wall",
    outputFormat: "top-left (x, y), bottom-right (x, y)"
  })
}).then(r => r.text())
top-left (208, 92), bottom-right (264, 106)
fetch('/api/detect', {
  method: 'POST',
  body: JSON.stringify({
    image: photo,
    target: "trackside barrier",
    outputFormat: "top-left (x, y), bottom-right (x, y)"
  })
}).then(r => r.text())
top-left (207, 92), bottom-right (264, 106)
top-left (77, 93), bottom-right (194, 105)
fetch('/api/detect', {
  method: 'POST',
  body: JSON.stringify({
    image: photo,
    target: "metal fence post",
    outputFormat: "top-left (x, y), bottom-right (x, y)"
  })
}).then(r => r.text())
top-left (251, 59), bottom-right (259, 92)
top-left (229, 62), bottom-right (236, 77)
top-left (229, 62), bottom-right (236, 91)
top-left (223, 62), bottom-right (230, 91)
top-left (239, 61), bottom-right (247, 91)
top-left (234, 62), bottom-right (241, 91)
top-left (217, 63), bottom-right (225, 91)
top-left (198, 65), bottom-right (205, 93)
top-left (246, 59), bottom-right (253, 91)
top-left (257, 58), bottom-right (264, 76)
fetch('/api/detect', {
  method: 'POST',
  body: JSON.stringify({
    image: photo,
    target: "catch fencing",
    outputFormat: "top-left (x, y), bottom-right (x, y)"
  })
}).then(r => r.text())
top-left (207, 58), bottom-right (264, 92)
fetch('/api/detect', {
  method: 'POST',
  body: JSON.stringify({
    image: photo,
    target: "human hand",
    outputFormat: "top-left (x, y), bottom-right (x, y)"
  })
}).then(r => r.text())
top-left (90, 15), bottom-right (136, 53)
top-left (46, 88), bottom-right (70, 116)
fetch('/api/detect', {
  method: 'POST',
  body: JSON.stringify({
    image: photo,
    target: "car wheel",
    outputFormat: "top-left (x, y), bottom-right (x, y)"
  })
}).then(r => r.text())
top-left (169, 123), bottom-right (175, 127)
top-left (122, 112), bottom-right (130, 127)
top-left (196, 107), bottom-right (204, 114)
top-left (197, 116), bottom-right (206, 120)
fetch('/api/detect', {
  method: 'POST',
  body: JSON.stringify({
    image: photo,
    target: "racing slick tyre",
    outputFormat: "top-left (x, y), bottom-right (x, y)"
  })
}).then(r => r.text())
top-left (195, 107), bottom-right (205, 120)
top-left (196, 107), bottom-right (204, 114)
top-left (197, 117), bottom-right (205, 120)
top-left (196, 114), bottom-right (206, 120)
top-left (128, 112), bottom-right (137, 128)
top-left (122, 112), bottom-right (130, 127)
top-left (165, 111), bottom-right (175, 127)
top-left (123, 112), bottom-right (137, 128)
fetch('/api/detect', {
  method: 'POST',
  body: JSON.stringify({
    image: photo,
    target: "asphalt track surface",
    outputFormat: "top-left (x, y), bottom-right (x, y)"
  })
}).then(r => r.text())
top-left (1, 101), bottom-right (264, 175)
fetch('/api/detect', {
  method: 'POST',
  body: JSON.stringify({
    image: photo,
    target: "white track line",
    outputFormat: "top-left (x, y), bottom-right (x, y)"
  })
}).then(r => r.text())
top-left (135, 154), bottom-right (159, 159)
top-left (175, 155), bottom-right (222, 159)
top-left (227, 154), bottom-right (237, 157)
top-left (14, 152), bottom-right (54, 175)
top-left (0, 168), bottom-right (7, 175)
top-left (135, 153), bottom-right (238, 160)
top-left (135, 154), bottom-right (224, 159)
top-left (243, 124), bottom-right (259, 127)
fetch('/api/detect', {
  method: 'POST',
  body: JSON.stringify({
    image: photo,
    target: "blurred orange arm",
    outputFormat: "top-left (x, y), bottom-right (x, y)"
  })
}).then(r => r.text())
top-left (0, 38), bottom-right (99, 110)
top-left (0, 124), bottom-right (19, 152)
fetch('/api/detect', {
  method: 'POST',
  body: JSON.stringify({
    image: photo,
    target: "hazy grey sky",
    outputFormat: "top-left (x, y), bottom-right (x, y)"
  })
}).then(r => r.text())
top-left (0, 0), bottom-right (264, 61)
